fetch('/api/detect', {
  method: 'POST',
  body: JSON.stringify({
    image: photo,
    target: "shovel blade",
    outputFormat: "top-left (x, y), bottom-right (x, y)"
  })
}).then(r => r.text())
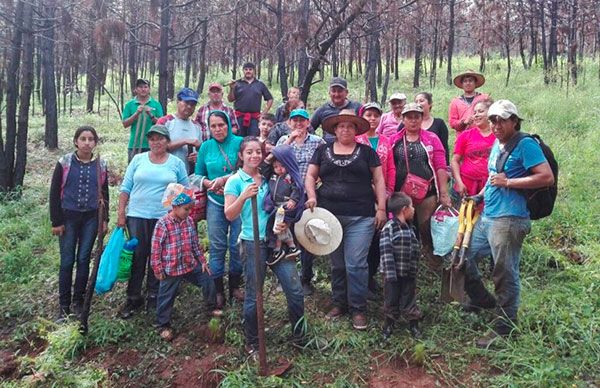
top-left (440, 268), bottom-right (467, 303)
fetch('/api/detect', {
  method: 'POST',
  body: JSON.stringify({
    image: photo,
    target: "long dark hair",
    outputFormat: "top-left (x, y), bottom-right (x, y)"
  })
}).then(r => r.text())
top-left (73, 126), bottom-right (99, 144)
top-left (237, 136), bottom-right (264, 169)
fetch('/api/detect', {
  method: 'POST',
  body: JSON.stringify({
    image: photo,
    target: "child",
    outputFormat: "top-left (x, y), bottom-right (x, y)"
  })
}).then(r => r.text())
top-left (379, 192), bottom-right (422, 339)
top-left (258, 114), bottom-right (276, 153)
top-left (262, 144), bottom-right (305, 265)
top-left (49, 126), bottom-right (109, 321)
top-left (150, 191), bottom-right (219, 341)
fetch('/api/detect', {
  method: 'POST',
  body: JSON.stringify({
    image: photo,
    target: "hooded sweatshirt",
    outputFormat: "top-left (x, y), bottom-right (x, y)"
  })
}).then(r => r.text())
top-left (194, 110), bottom-right (243, 205)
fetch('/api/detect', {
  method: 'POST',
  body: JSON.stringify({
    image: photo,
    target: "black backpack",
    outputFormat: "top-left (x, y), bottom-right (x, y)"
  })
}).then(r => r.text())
top-left (496, 132), bottom-right (558, 220)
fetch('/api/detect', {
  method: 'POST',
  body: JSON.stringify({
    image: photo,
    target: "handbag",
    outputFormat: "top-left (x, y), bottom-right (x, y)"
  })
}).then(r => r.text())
top-left (400, 135), bottom-right (432, 203)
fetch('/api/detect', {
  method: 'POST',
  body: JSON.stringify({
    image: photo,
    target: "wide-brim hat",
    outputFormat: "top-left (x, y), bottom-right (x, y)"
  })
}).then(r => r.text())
top-left (294, 207), bottom-right (342, 256)
top-left (322, 109), bottom-right (370, 135)
top-left (453, 70), bottom-right (485, 89)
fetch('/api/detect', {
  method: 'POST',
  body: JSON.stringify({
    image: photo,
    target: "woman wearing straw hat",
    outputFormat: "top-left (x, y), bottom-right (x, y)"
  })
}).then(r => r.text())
top-left (448, 70), bottom-right (489, 133)
top-left (305, 109), bottom-right (387, 331)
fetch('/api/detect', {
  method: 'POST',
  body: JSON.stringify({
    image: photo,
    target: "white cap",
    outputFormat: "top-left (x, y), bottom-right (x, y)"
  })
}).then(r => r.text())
top-left (488, 99), bottom-right (522, 120)
top-left (388, 93), bottom-right (407, 102)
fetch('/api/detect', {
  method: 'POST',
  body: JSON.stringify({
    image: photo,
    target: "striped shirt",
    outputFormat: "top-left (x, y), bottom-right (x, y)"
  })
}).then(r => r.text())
top-left (379, 218), bottom-right (421, 281)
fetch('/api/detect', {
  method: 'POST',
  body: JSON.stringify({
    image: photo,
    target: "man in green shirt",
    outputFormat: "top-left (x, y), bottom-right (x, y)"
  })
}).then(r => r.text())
top-left (122, 79), bottom-right (164, 162)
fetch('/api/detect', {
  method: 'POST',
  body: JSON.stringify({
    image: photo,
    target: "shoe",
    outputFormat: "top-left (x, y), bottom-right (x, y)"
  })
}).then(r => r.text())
top-left (382, 325), bottom-right (393, 341)
top-left (475, 330), bottom-right (503, 349)
top-left (119, 300), bottom-right (142, 320)
top-left (285, 247), bottom-right (301, 260)
top-left (244, 343), bottom-right (259, 360)
top-left (409, 321), bottom-right (421, 339)
top-left (302, 281), bottom-right (315, 296)
top-left (267, 249), bottom-right (286, 266)
top-left (72, 301), bottom-right (84, 319)
top-left (229, 274), bottom-right (245, 303)
top-left (325, 306), bottom-right (345, 320)
top-left (158, 326), bottom-right (175, 342)
top-left (230, 288), bottom-right (245, 303)
top-left (352, 313), bottom-right (368, 330)
top-left (55, 306), bottom-right (70, 323)
top-left (215, 293), bottom-right (225, 309)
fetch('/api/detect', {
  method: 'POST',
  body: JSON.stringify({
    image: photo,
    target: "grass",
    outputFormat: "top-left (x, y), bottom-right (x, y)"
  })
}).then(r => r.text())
top-left (0, 57), bottom-right (599, 386)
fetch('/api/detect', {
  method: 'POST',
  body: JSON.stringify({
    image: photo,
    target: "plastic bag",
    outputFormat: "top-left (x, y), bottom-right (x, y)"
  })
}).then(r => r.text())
top-left (95, 227), bottom-right (126, 294)
top-left (430, 206), bottom-right (459, 256)
top-left (116, 230), bottom-right (138, 282)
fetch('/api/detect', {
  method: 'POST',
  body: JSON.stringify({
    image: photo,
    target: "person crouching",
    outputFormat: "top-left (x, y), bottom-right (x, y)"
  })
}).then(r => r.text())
top-left (150, 191), bottom-right (220, 341)
top-left (379, 192), bottom-right (422, 339)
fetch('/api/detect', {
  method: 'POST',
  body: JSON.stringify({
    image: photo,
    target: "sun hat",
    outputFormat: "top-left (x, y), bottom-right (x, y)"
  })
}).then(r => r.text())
top-left (289, 108), bottom-right (310, 120)
top-left (487, 99), bottom-right (522, 120)
top-left (388, 93), bottom-right (407, 102)
top-left (401, 102), bottom-right (424, 116)
top-left (177, 87), bottom-right (199, 103)
top-left (322, 109), bottom-right (370, 135)
top-left (146, 124), bottom-right (170, 140)
top-left (294, 208), bottom-right (343, 256)
top-left (208, 82), bottom-right (223, 92)
top-left (359, 102), bottom-right (383, 116)
top-left (329, 77), bottom-right (348, 90)
top-left (453, 70), bottom-right (485, 89)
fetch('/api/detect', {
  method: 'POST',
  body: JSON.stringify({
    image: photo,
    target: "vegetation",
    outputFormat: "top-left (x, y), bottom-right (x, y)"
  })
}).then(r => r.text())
top-left (0, 60), bottom-right (598, 386)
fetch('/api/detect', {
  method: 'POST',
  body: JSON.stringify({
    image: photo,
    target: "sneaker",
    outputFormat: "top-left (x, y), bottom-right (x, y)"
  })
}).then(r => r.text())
top-left (119, 301), bottom-right (142, 320)
top-left (475, 331), bottom-right (503, 349)
top-left (382, 325), bottom-right (393, 341)
top-left (302, 282), bottom-right (315, 296)
top-left (158, 326), bottom-right (175, 342)
top-left (244, 343), bottom-right (259, 360)
top-left (352, 313), bottom-right (368, 330)
top-left (72, 301), bottom-right (84, 319)
top-left (285, 247), bottom-right (301, 260)
top-left (325, 306), bottom-right (346, 320)
top-left (266, 249), bottom-right (286, 266)
top-left (55, 306), bottom-right (70, 323)
top-left (408, 321), bottom-right (421, 339)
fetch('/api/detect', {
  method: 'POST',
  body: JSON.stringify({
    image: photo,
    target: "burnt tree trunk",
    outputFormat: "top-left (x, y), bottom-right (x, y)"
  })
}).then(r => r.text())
top-left (275, 0), bottom-right (288, 98)
top-left (158, 0), bottom-right (170, 112)
top-left (413, 24), bottom-right (423, 88)
top-left (297, 0), bottom-right (310, 88)
top-left (567, 0), bottom-right (578, 84)
top-left (41, 0), bottom-right (58, 149)
top-left (446, 0), bottom-right (456, 85)
top-left (539, 0), bottom-right (549, 84)
top-left (196, 20), bottom-right (208, 94)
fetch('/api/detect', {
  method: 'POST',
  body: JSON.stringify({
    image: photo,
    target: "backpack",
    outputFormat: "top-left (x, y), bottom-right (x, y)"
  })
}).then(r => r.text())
top-left (496, 132), bottom-right (558, 220)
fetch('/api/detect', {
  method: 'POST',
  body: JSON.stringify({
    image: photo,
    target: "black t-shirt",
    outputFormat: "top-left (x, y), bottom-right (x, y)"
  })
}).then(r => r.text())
top-left (233, 79), bottom-right (273, 113)
top-left (310, 143), bottom-right (381, 217)
top-left (399, 118), bottom-right (449, 163)
top-left (393, 138), bottom-right (434, 194)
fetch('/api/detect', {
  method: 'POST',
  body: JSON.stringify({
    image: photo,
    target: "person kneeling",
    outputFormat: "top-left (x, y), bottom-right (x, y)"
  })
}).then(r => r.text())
top-left (150, 191), bottom-right (220, 341)
top-left (379, 192), bottom-right (422, 340)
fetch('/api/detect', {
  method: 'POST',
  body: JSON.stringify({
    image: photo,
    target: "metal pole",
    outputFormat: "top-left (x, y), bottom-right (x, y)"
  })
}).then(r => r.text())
top-left (251, 196), bottom-right (268, 375)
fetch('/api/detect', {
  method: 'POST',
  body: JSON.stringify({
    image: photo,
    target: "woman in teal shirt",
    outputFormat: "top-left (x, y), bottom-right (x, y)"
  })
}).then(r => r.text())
top-left (195, 111), bottom-right (244, 308)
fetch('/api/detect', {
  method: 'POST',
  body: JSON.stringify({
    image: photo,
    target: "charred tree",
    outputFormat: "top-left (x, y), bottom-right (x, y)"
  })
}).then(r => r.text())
top-left (41, 0), bottom-right (58, 149)
top-left (446, 0), bottom-right (456, 85)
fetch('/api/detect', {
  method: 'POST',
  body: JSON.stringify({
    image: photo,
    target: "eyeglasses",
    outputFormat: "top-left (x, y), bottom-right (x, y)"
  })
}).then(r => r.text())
top-left (488, 116), bottom-right (507, 125)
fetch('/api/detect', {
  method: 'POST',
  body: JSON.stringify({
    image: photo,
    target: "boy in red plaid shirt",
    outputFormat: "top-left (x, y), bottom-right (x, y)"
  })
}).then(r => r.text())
top-left (151, 191), bottom-right (220, 341)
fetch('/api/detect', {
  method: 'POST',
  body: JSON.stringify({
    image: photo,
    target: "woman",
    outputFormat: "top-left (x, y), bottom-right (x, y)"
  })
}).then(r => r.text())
top-left (266, 99), bottom-right (307, 147)
top-left (117, 125), bottom-right (189, 319)
top-left (451, 99), bottom-right (495, 200)
top-left (355, 102), bottom-right (396, 297)
top-left (448, 70), bottom-right (489, 133)
top-left (49, 126), bottom-right (108, 320)
top-left (305, 109), bottom-right (387, 331)
top-left (195, 111), bottom-right (244, 308)
top-left (390, 103), bottom-right (451, 258)
top-left (413, 92), bottom-right (450, 164)
top-left (224, 137), bottom-right (305, 353)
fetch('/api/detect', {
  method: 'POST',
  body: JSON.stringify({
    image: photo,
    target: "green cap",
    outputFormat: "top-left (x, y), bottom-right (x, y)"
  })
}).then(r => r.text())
top-left (146, 124), bottom-right (170, 140)
top-left (289, 109), bottom-right (310, 120)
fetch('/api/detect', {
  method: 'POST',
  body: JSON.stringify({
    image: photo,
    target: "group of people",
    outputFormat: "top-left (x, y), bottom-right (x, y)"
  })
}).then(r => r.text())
top-left (50, 65), bottom-right (554, 351)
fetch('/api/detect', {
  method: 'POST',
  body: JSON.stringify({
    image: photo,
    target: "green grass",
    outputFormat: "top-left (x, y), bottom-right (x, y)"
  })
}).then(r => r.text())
top-left (0, 57), bottom-right (598, 386)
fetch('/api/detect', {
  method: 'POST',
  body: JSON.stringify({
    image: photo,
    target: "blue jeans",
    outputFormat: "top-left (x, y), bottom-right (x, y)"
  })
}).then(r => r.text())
top-left (465, 216), bottom-right (531, 332)
top-left (126, 217), bottom-right (159, 304)
top-left (329, 216), bottom-right (375, 314)
top-left (300, 250), bottom-right (314, 284)
top-left (236, 117), bottom-right (259, 137)
top-left (58, 210), bottom-right (98, 308)
top-left (207, 200), bottom-right (242, 278)
top-left (156, 265), bottom-right (216, 327)
top-left (240, 240), bottom-right (305, 346)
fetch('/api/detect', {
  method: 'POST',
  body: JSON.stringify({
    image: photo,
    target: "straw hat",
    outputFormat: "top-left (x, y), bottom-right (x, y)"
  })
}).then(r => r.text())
top-left (294, 208), bottom-right (343, 256)
top-left (322, 109), bottom-right (370, 135)
top-left (453, 70), bottom-right (485, 89)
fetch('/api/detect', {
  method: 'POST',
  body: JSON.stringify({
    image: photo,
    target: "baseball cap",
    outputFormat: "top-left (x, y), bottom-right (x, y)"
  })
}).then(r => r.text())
top-left (242, 62), bottom-right (255, 69)
top-left (329, 77), bottom-right (348, 90)
top-left (208, 82), bottom-right (223, 92)
top-left (487, 100), bottom-right (522, 120)
top-left (401, 102), bottom-right (424, 115)
top-left (388, 92), bottom-right (407, 102)
top-left (360, 102), bottom-right (383, 116)
top-left (176, 87), bottom-right (199, 103)
top-left (146, 124), bottom-right (170, 140)
top-left (135, 78), bottom-right (150, 87)
top-left (289, 109), bottom-right (310, 120)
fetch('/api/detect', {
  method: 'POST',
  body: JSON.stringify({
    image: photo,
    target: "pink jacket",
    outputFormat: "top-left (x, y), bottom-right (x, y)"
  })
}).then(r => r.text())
top-left (448, 93), bottom-right (489, 132)
top-left (355, 133), bottom-right (396, 197)
top-left (390, 129), bottom-right (448, 201)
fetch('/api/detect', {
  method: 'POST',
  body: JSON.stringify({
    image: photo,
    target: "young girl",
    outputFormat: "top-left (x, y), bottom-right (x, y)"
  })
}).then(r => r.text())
top-left (49, 126), bottom-right (109, 320)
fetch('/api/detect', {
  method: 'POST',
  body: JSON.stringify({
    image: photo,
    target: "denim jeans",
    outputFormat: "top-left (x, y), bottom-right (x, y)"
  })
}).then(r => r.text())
top-left (58, 210), bottom-right (98, 308)
top-left (207, 200), bottom-right (242, 278)
top-left (300, 250), bottom-right (314, 284)
top-left (240, 240), bottom-right (305, 346)
top-left (156, 265), bottom-right (216, 327)
top-left (329, 216), bottom-right (375, 314)
top-left (126, 217), bottom-right (159, 304)
top-left (236, 117), bottom-right (260, 137)
top-left (465, 216), bottom-right (531, 332)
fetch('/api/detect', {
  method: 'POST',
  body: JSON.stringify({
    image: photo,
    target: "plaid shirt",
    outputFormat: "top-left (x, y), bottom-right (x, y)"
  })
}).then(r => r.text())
top-left (379, 218), bottom-right (421, 281)
top-left (150, 213), bottom-right (206, 277)
top-left (276, 133), bottom-right (325, 180)
top-left (195, 102), bottom-right (238, 139)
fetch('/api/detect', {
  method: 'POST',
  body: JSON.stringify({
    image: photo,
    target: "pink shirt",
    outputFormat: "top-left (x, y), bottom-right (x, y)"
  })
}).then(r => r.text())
top-left (378, 112), bottom-right (402, 137)
top-left (355, 133), bottom-right (396, 197)
top-left (453, 127), bottom-right (496, 191)
top-left (448, 93), bottom-right (489, 132)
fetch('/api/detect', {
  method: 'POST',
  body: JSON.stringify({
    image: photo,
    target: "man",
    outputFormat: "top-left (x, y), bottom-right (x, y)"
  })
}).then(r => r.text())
top-left (463, 100), bottom-right (554, 348)
top-left (122, 79), bottom-right (164, 162)
top-left (378, 92), bottom-right (407, 137)
top-left (310, 77), bottom-right (361, 142)
top-left (276, 109), bottom-right (326, 296)
top-left (196, 82), bottom-right (239, 137)
top-left (448, 70), bottom-right (489, 132)
top-left (274, 86), bottom-right (301, 122)
top-left (157, 87), bottom-right (202, 174)
top-left (228, 62), bottom-right (273, 137)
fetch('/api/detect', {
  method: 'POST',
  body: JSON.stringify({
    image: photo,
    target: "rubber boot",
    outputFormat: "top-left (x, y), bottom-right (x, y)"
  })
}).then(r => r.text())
top-left (229, 273), bottom-right (245, 303)
top-left (382, 317), bottom-right (394, 340)
top-left (214, 277), bottom-right (225, 309)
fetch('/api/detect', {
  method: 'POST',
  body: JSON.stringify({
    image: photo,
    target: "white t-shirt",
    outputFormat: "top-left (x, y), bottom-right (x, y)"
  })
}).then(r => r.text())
top-left (163, 116), bottom-right (201, 169)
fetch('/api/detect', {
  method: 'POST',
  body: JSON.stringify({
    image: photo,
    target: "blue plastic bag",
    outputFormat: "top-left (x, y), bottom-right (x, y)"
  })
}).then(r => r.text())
top-left (430, 206), bottom-right (459, 256)
top-left (95, 227), bottom-right (126, 294)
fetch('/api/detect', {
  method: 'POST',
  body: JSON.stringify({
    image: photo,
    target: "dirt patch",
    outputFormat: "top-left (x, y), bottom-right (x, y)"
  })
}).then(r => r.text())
top-left (172, 345), bottom-right (234, 388)
top-left (369, 354), bottom-right (438, 388)
top-left (13, 335), bottom-right (47, 357)
top-left (0, 350), bottom-right (19, 379)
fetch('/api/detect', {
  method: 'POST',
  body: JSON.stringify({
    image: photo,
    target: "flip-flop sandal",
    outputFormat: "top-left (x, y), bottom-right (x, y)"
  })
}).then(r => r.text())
top-left (159, 327), bottom-right (175, 341)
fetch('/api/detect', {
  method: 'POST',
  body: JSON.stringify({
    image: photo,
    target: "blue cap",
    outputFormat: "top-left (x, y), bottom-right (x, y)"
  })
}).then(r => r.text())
top-left (289, 109), bottom-right (310, 120)
top-left (177, 87), bottom-right (199, 103)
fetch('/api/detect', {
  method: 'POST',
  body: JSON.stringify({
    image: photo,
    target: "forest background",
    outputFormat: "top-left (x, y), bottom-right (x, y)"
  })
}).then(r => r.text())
top-left (0, 0), bottom-right (599, 386)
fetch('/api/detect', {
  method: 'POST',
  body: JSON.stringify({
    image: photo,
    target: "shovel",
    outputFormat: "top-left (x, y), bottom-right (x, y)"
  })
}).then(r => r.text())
top-left (440, 200), bottom-right (467, 303)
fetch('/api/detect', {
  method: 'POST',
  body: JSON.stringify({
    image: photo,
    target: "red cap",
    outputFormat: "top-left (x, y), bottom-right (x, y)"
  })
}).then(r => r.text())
top-left (208, 82), bottom-right (223, 91)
